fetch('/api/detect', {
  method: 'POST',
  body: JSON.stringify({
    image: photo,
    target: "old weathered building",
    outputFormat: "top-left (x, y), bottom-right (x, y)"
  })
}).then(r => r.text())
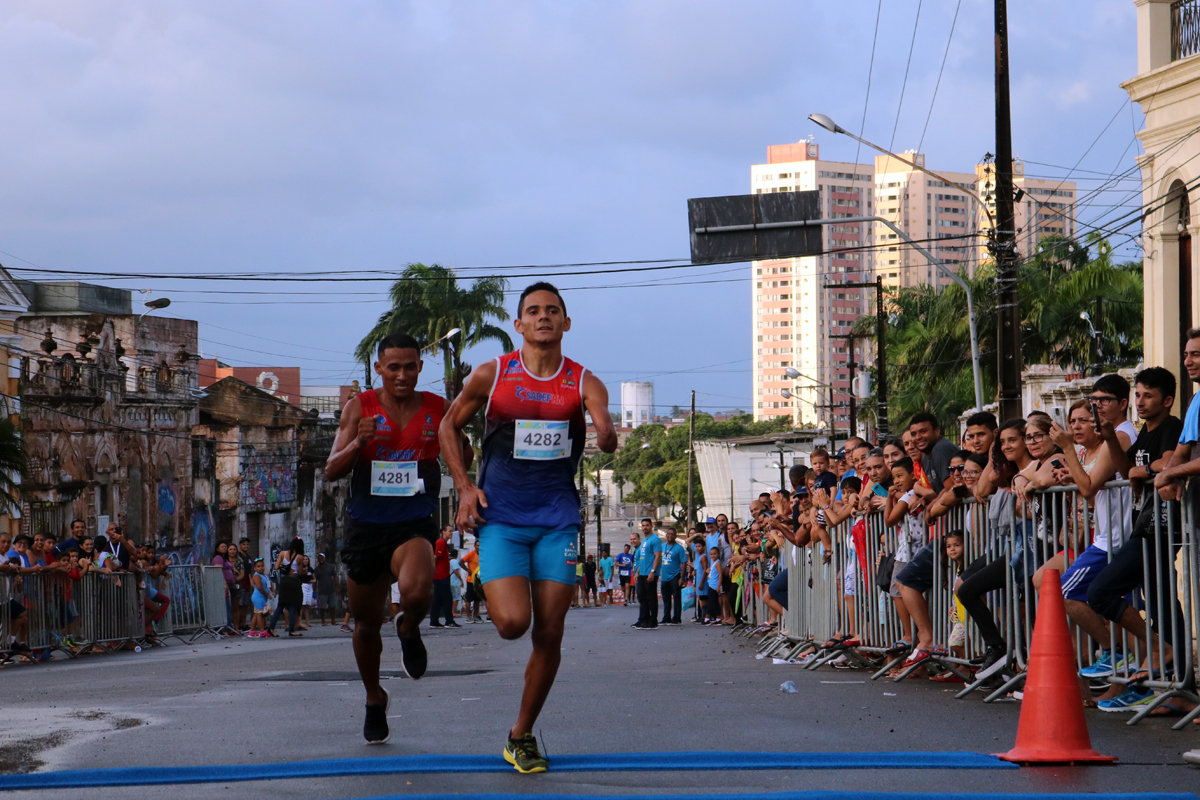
top-left (197, 377), bottom-right (346, 563)
top-left (15, 282), bottom-right (203, 547)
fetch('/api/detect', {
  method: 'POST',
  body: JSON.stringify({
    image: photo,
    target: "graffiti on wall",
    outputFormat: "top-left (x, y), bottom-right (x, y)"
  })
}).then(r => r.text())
top-left (240, 446), bottom-right (297, 509)
top-left (156, 471), bottom-right (177, 547)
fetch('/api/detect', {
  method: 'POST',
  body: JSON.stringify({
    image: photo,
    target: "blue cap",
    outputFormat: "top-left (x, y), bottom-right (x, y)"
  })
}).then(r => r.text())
top-left (796, 486), bottom-right (809, 495)
top-left (705, 517), bottom-right (717, 523)
top-left (834, 447), bottom-right (847, 459)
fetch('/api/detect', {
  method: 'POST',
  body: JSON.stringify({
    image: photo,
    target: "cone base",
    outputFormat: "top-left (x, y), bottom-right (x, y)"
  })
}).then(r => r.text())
top-left (995, 747), bottom-right (1116, 764)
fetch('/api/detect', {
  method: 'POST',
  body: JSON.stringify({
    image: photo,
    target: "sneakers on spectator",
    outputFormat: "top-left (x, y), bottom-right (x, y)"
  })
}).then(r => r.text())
top-left (1097, 685), bottom-right (1155, 712)
top-left (1183, 749), bottom-right (1200, 765)
top-left (1080, 650), bottom-right (1128, 679)
top-left (340, 624), bottom-right (352, 632)
top-left (363, 688), bottom-right (390, 744)
top-left (394, 613), bottom-right (428, 680)
top-left (445, 620), bottom-right (462, 628)
top-left (976, 646), bottom-right (1009, 680)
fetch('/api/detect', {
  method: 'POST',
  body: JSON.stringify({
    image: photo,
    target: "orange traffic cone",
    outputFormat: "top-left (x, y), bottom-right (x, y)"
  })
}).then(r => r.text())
top-left (997, 568), bottom-right (1116, 764)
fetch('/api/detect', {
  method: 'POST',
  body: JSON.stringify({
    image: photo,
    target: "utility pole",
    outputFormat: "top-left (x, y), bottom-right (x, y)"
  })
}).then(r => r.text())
top-left (876, 277), bottom-right (888, 436)
top-left (595, 465), bottom-right (603, 558)
top-left (577, 456), bottom-right (587, 558)
top-left (826, 279), bottom-right (888, 438)
top-left (832, 333), bottom-right (869, 439)
top-left (686, 390), bottom-right (695, 527)
top-left (993, 0), bottom-right (1022, 420)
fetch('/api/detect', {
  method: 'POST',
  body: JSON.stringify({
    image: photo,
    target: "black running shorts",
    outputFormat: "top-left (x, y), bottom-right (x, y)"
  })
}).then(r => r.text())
top-left (341, 517), bottom-right (438, 586)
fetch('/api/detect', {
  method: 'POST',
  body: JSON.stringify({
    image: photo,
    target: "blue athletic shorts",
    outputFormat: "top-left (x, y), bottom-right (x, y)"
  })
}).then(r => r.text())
top-left (478, 523), bottom-right (578, 586)
top-left (1060, 544), bottom-right (1109, 602)
top-left (768, 569), bottom-right (789, 611)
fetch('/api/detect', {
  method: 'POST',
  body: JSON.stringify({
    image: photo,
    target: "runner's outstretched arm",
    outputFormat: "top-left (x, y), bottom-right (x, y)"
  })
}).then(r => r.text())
top-left (325, 396), bottom-right (370, 482)
top-left (582, 372), bottom-right (618, 453)
top-left (439, 361), bottom-right (498, 534)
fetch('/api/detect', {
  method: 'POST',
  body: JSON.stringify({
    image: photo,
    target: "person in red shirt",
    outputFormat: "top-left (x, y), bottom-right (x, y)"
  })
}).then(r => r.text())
top-left (429, 527), bottom-right (457, 627)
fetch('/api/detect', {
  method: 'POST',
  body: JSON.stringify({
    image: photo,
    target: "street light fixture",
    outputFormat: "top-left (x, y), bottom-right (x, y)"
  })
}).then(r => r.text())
top-left (805, 112), bottom-right (986, 412)
top-left (422, 327), bottom-right (462, 352)
top-left (807, 113), bottom-right (994, 229)
top-left (140, 297), bottom-right (171, 319)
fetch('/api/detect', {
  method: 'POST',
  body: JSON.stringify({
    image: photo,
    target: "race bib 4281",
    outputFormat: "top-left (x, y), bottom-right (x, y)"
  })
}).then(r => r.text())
top-left (371, 461), bottom-right (419, 496)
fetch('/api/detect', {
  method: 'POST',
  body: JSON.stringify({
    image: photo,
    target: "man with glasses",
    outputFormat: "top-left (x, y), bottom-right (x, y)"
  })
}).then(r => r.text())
top-left (1091, 374), bottom-right (1137, 450)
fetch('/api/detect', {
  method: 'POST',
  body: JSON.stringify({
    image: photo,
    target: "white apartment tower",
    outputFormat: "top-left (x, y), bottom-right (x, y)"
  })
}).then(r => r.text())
top-left (751, 141), bottom-right (875, 430)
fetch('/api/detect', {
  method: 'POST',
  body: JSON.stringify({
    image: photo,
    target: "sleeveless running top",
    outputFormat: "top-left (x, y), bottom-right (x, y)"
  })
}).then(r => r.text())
top-left (347, 390), bottom-right (444, 524)
top-left (477, 350), bottom-right (587, 530)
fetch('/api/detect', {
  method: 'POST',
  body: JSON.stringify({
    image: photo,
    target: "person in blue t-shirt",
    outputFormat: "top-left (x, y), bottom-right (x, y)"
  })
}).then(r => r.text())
top-left (614, 545), bottom-right (634, 606)
top-left (657, 528), bottom-right (687, 626)
top-left (632, 519), bottom-right (662, 630)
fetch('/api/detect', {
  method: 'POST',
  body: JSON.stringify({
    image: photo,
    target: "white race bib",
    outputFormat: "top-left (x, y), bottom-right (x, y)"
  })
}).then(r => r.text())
top-left (513, 420), bottom-right (570, 460)
top-left (371, 461), bottom-right (419, 496)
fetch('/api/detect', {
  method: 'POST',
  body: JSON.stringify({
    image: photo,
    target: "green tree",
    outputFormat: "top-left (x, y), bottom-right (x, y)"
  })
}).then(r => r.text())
top-left (584, 414), bottom-right (789, 524)
top-left (354, 263), bottom-right (514, 400)
top-left (869, 234), bottom-right (1143, 429)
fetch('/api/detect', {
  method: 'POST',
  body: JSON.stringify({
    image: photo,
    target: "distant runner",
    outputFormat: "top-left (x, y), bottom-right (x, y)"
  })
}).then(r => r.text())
top-left (326, 333), bottom-right (471, 745)
top-left (440, 282), bottom-right (617, 773)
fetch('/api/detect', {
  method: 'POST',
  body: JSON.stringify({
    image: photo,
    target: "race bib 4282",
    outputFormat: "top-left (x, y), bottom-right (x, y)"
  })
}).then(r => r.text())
top-left (514, 420), bottom-right (570, 460)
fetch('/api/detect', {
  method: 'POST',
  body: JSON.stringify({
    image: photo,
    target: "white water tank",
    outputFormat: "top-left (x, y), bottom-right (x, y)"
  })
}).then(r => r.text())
top-left (620, 381), bottom-right (654, 428)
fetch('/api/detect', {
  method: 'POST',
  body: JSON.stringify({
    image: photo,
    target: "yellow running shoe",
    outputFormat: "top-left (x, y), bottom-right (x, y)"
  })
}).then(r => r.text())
top-left (503, 732), bottom-right (548, 773)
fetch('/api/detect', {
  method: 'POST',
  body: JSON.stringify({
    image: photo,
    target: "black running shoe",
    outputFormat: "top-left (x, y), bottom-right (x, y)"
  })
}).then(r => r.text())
top-left (429, 622), bottom-right (445, 629)
top-left (363, 688), bottom-right (390, 745)
top-left (395, 613), bottom-right (428, 679)
top-left (976, 646), bottom-right (1009, 680)
top-left (445, 620), bottom-right (462, 628)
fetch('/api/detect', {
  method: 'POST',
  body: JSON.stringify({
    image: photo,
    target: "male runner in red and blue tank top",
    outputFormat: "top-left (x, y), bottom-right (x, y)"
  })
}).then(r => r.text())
top-left (440, 282), bottom-right (617, 773)
top-left (326, 332), bottom-right (471, 745)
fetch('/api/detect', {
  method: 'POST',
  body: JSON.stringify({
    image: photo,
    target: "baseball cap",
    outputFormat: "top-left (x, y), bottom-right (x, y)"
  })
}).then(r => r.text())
top-left (834, 447), bottom-right (847, 460)
top-left (705, 517), bottom-right (716, 523)
top-left (795, 485), bottom-right (809, 495)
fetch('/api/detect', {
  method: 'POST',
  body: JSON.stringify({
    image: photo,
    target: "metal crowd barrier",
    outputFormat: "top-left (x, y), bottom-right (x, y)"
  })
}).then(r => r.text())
top-left (0, 561), bottom-right (244, 664)
top-left (203, 566), bottom-right (235, 635)
top-left (0, 574), bottom-right (11, 657)
top-left (739, 477), bottom-right (1200, 733)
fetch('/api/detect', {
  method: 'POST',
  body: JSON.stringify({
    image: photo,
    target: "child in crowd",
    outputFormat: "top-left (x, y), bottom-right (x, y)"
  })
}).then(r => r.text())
top-left (704, 546), bottom-right (724, 625)
top-left (249, 559), bottom-right (272, 637)
top-left (691, 536), bottom-right (709, 624)
top-left (885, 457), bottom-right (924, 652)
top-left (930, 531), bottom-right (968, 682)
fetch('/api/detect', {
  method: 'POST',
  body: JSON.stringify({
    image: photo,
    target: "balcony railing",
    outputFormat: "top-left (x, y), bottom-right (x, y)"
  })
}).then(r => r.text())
top-left (1173, 0), bottom-right (1200, 61)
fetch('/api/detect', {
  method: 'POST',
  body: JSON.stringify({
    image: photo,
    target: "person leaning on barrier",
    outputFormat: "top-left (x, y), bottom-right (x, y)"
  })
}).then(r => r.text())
top-left (1077, 366), bottom-right (1188, 712)
top-left (0, 559), bottom-right (31, 660)
top-left (955, 418), bottom-right (1034, 679)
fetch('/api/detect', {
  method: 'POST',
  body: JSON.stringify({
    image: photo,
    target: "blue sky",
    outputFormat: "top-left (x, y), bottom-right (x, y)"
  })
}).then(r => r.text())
top-left (0, 1), bottom-right (1145, 414)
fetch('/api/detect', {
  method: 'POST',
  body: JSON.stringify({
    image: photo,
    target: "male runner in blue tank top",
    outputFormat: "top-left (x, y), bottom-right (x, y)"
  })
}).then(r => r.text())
top-left (440, 282), bottom-right (617, 773)
top-left (326, 333), bottom-right (472, 745)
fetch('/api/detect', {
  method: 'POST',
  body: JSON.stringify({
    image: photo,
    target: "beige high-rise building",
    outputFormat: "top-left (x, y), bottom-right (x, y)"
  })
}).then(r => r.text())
top-left (751, 142), bottom-right (1077, 431)
top-left (751, 141), bottom-right (875, 430)
top-left (872, 153), bottom-right (981, 288)
top-left (976, 159), bottom-right (1077, 259)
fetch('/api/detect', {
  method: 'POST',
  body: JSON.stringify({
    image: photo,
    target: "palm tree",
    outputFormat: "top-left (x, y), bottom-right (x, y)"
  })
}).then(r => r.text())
top-left (868, 233), bottom-right (1143, 429)
top-left (0, 418), bottom-right (27, 515)
top-left (355, 263), bottom-right (514, 400)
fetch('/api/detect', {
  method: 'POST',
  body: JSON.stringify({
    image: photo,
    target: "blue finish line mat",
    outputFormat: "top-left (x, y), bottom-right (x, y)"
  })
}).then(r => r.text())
top-left (0, 751), bottom-right (1016, 790)
top-left (349, 794), bottom-right (1192, 800)
top-left (346, 794), bottom-right (1192, 800)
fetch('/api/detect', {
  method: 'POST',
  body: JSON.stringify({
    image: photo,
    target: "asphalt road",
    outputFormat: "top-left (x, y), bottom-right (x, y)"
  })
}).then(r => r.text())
top-left (1, 603), bottom-right (1197, 799)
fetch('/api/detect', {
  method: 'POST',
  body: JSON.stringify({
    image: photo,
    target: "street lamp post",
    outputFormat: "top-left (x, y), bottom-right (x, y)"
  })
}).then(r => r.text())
top-left (781, 368), bottom-right (838, 453)
top-left (808, 113), bottom-right (986, 412)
